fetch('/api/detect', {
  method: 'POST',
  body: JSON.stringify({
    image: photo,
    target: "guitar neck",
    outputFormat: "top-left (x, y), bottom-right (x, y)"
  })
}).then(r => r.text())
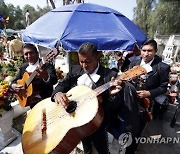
top-left (94, 81), bottom-right (112, 96)
top-left (94, 75), bottom-right (126, 96)
top-left (26, 71), bottom-right (38, 87)
top-left (25, 61), bottom-right (43, 87)
top-left (94, 65), bottom-right (150, 96)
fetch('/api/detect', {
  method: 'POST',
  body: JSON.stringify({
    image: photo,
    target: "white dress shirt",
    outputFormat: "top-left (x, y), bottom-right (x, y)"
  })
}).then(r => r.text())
top-left (77, 64), bottom-right (100, 88)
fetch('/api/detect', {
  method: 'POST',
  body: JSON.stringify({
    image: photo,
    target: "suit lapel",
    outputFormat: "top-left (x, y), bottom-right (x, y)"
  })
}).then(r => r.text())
top-left (147, 58), bottom-right (159, 77)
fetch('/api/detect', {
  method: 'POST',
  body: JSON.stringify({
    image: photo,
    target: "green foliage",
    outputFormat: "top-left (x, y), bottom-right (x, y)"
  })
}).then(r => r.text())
top-left (0, 0), bottom-right (8, 29)
top-left (22, 5), bottom-right (51, 27)
top-left (134, 0), bottom-right (180, 37)
top-left (0, 57), bottom-right (23, 112)
top-left (133, 0), bottom-right (156, 37)
top-left (0, 0), bottom-right (51, 30)
top-left (0, 57), bottom-right (24, 81)
top-left (0, 43), bottom-right (4, 55)
top-left (152, 1), bottom-right (180, 35)
top-left (100, 52), bottom-right (109, 68)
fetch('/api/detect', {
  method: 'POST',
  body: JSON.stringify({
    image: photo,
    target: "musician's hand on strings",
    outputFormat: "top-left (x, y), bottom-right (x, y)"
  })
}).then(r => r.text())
top-left (109, 77), bottom-right (122, 95)
top-left (137, 90), bottom-right (150, 98)
top-left (54, 92), bottom-right (71, 109)
top-left (11, 83), bottom-right (24, 92)
top-left (36, 65), bottom-right (49, 81)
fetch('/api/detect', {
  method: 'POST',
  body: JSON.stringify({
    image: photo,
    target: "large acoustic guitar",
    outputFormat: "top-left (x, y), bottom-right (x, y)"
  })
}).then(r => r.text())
top-left (16, 48), bottom-right (59, 107)
top-left (22, 65), bottom-right (152, 154)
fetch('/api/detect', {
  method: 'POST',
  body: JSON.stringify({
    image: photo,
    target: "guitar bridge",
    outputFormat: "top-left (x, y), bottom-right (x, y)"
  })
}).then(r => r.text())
top-left (41, 108), bottom-right (47, 139)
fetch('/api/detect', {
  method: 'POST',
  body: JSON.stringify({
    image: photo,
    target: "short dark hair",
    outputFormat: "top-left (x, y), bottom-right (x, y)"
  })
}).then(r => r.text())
top-left (78, 42), bottom-right (98, 57)
top-left (142, 39), bottom-right (157, 50)
top-left (23, 43), bottom-right (38, 53)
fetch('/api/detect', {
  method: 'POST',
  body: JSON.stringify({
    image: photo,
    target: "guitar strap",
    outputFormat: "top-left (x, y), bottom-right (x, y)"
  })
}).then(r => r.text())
top-left (89, 66), bottom-right (106, 90)
top-left (86, 73), bottom-right (97, 89)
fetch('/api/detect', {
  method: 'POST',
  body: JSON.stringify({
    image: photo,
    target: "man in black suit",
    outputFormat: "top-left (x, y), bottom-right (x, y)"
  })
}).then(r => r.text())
top-left (11, 43), bottom-right (58, 108)
top-left (128, 39), bottom-right (170, 153)
top-left (52, 42), bottom-right (123, 154)
top-left (130, 39), bottom-right (170, 119)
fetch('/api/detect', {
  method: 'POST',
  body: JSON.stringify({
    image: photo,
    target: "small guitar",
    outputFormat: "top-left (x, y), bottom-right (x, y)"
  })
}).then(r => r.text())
top-left (16, 48), bottom-right (59, 107)
top-left (22, 65), bottom-right (152, 154)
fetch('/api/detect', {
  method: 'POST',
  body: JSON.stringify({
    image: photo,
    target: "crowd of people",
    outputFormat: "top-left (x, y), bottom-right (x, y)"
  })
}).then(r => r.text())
top-left (1, 38), bottom-right (179, 154)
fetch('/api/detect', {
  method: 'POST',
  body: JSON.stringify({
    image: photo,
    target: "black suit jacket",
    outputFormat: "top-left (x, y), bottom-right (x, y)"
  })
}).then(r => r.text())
top-left (11, 59), bottom-right (57, 100)
top-left (129, 55), bottom-right (170, 99)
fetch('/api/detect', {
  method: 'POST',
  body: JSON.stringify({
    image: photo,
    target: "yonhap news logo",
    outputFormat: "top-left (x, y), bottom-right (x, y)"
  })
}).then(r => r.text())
top-left (118, 132), bottom-right (180, 147)
top-left (118, 132), bottom-right (133, 148)
top-left (135, 136), bottom-right (180, 144)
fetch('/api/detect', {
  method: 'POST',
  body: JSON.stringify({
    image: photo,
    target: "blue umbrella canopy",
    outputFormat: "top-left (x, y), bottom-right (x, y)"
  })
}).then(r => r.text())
top-left (22, 3), bottom-right (147, 51)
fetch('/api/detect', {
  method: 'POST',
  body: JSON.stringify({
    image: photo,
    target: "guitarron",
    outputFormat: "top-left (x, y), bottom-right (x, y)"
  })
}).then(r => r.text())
top-left (22, 64), bottom-right (152, 154)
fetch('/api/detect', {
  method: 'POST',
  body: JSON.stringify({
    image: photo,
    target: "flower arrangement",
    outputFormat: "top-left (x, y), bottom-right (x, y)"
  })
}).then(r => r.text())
top-left (0, 80), bottom-right (16, 113)
top-left (0, 57), bottom-right (23, 80)
top-left (0, 57), bottom-right (23, 115)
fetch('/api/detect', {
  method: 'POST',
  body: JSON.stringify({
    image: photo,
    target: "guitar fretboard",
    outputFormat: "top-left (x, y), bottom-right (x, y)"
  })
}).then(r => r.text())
top-left (94, 81), bottom-right (112, 96)
top-left (94, 65), bottom-right (149, 96)
top-left (25, 61), bottom-right (43, 87)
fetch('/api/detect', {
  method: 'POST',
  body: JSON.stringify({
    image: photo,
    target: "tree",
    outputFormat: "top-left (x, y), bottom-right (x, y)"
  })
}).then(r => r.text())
top-left (0, 0), bottom-right (9, 29)
top-left (133, 0), bottom-right (180, 37)
top-left (150, 0), bottom-right (180, 36)
top-left (23, 5), bottom-right (51, 26)
top-left (133, 0), bottom-right (156, 37)
top-left (12, 6), bottom-right (24, 29)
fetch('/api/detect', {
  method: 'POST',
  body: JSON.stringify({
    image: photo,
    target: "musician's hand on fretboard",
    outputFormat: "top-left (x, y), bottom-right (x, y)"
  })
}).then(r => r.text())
top-left (109, 77), bottom-right (122, 95)
top-left (36, 65), bottom-right (49, 81)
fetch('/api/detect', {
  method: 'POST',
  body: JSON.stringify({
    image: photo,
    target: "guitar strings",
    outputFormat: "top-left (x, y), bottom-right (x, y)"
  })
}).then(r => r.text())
top-left (45, 93), bottom-right (97, 127)
top-left (46, 90), bottom-right (96, 116)
top-left (44, 83), bottom-right (107, 118)
top-left (27, 92), bottom-right (97, 127)
top-left (43, 84), bottom-right (111, 127)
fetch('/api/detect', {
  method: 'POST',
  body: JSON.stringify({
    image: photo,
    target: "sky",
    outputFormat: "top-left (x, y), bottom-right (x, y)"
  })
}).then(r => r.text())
top-left (4, 0), bottom-right (136, 20)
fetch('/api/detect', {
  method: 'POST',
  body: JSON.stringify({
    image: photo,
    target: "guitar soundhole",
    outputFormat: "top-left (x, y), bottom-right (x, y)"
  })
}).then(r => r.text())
top-left (66, 101), bottom-right (77, 113)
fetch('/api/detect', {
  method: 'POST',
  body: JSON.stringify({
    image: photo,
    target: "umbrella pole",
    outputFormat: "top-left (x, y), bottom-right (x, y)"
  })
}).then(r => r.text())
top-left (67, 52), bottom-right (71, 70)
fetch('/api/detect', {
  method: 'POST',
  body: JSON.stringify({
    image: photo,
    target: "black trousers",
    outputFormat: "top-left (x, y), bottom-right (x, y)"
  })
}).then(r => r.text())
top-left (82, 122), bottom-right (109, 154)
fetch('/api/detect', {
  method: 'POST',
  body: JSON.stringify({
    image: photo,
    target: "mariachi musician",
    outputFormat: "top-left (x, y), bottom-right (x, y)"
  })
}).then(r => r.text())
top-left (10, 43), bottom-right (58, 108)
top-left (129, 39), bottom-right (170, 131)
top-left (51, 42), bottom-right (123, 154)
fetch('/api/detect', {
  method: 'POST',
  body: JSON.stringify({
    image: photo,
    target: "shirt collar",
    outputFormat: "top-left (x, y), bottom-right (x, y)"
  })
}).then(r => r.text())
top-left (29, 59), bottom-right (39, 66)
top-left (26, 59), bottom-right (40, 72)
top-left (140, 58), bottom-right (154, 66)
